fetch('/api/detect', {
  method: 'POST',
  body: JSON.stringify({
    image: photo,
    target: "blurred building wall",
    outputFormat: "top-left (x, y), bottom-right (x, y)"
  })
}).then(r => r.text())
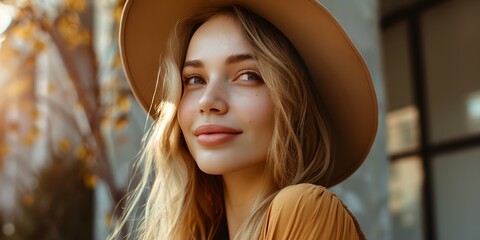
top-left (320, 1), bottom-right (392, 240)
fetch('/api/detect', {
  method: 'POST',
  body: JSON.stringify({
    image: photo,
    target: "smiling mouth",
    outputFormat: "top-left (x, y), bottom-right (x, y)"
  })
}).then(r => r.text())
top-left (194, 124), bottom-right (242, 146)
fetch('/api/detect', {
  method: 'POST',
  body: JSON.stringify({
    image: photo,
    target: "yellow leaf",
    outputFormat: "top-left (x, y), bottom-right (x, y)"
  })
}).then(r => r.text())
top-left (11, 21), bottom-right (34, 40)
top-left (57, 13), bottom-right (83, 48)
top-left (5, 77), bottom-right (33, 99)
top-left (22, 137), bottom-right (35, 146)
top-left (22, 127), bottom-right (40, 146)
top-left (80, 156), bottom-right (94, 168)
top-left (6, 122), bottom-right (19, 134)
top-left (0, 144), bottom-right (10, 158)
top-left (83, 173), bottom-right (97, 189)
top-left (116, 93), bottom-right (131, 112)
top-left (76, 144), bottom-right (88, 160)
top-left (59, 138), bottom-right (71, 153)
top-left (0, 43), bottom-right (22, 62)
top-left (114, 114), bottom-right (129, 130)
top-left (112, 53), bottom-right (122, 68)
top-left (57, 15), bottom-right (70, 31)
top-left (41, 18), bottom-right (53, 28)
top-left (19, 101), bottom-right (34, 110)
top-left (31, 126), bottom-right (40, 137)
top-left (65, 0), bottom-right (86, 12)
top-left (30, 108), bottom-right (41, 121)
top-left (100, 114), bottom-right (111, 129)
top-left (104, 212), bottom-right (113, 228)
top-left (114, 7), bottom-right (122, 23)
top-left (25, 55), bottom-right (36, 66)
top-left (32, 40), bottom-right (46, 53)
top-left (80, 30), bottom-right (92, 45)
top-left (22, 194), bottom-right (34, 206)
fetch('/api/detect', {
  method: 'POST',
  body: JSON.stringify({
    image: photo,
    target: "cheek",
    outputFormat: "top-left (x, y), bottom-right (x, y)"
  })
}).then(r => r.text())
top-left (258, 93), bottom-right (275, 123)
top-left (177, 96), bottom-right (195, 132)
top-left (239, 93), bottom-right (275, 132)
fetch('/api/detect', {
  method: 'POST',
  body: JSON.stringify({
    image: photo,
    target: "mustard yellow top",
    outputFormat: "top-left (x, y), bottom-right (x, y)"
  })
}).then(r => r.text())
top-left (260, 183), bottom-right (366, 240)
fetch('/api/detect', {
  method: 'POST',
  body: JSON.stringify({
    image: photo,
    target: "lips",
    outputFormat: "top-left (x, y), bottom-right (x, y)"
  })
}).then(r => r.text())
top-left (194, 124), bottom-right (242, 146)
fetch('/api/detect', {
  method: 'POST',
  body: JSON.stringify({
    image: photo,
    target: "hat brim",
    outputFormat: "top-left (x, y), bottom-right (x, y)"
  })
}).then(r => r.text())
top-left (119, 0), bottom-right (378, 187)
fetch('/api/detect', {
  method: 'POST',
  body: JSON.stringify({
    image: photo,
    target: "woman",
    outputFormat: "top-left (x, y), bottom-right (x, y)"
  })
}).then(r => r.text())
top-left (111, 0), bottom-right (377, 239)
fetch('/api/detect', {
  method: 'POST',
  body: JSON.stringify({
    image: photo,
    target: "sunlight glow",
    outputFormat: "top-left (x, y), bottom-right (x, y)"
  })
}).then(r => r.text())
top-left (0, 4), bottom-right (17, 36)
top-left (467, 90), bottom-right (480, 130)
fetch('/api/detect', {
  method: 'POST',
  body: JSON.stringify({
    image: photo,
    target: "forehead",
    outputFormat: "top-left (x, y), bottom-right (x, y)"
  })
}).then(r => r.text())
top-left (185, 14), bottom-right (254, 61)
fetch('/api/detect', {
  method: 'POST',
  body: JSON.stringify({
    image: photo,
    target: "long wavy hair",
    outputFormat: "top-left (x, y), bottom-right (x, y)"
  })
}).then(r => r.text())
top-left (109, 5), bottom-right (332, 240)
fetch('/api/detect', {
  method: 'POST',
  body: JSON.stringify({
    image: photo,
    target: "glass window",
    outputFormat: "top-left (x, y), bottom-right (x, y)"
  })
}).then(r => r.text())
top-left (383, 20), bottom-right (415, 112)
top-left (387, 105), bottom-right (420, 155)
top-left (381, 0), bottom-right (422, 18)
top-left (432, 147), bottom-right (480, 240)
top-left (421, 1), bottom-right (480, 143)
top-left (390, 156), bottom-right (425, 240)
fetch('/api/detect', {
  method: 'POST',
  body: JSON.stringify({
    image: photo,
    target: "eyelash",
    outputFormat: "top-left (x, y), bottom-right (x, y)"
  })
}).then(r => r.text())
top-left (182, 74), bottom-right (205, 85)
top-left (182, 70), bottom-right (263, 85)
top-left (238, 71), bottom-right (262, 82)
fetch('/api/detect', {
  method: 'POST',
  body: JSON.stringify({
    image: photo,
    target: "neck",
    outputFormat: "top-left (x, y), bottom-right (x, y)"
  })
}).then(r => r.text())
top-left (222, 163), bottom-right (266, 238)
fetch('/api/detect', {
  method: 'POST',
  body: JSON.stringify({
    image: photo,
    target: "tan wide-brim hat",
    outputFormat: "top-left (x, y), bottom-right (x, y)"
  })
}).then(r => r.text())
top-left (119, 0), bottom-right (378, 187)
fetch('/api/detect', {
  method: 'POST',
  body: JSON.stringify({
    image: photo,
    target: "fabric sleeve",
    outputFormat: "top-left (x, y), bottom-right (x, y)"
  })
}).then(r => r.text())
top-left (260, 183), bottom-right (365, 240)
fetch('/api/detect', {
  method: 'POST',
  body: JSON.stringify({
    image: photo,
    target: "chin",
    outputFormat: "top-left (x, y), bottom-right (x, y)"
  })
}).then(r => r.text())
top-left (194, 155), bottom-right (266, 176)
top-left (195, 159), bottom-right (235, 175)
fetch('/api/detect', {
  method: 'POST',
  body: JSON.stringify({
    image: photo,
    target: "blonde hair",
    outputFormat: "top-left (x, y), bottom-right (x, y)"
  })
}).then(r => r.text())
top-left (109, 5), bottom-right (332, 240)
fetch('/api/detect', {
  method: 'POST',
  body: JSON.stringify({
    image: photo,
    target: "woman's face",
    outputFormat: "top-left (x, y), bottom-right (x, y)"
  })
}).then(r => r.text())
top-left (178, 14), bottom-right (274, 175)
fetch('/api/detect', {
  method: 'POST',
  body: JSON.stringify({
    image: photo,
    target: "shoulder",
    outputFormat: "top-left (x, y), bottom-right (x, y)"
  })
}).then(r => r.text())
top-left (268, 183), bottom-right (341, 221)
top-left (272, 183), bottom-right (329, 206)
top-left (261, 183), bottom-right (365, 240)
top-left (270, 183), bottom-right (347, 218)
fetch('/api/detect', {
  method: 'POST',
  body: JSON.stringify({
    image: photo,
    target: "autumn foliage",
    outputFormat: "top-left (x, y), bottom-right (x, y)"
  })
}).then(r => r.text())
top-left (0, 0), bottom-right (130, 238)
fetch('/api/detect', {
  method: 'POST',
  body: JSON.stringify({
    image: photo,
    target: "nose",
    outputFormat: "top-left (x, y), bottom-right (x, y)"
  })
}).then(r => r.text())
top-left (198, 79), bottom-right (228, 115)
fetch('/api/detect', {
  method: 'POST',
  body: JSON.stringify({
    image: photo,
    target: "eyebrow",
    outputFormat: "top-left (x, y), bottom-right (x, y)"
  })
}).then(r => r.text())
top-left (183, 60), bottom-right (203, 68)
top-left (183, 53), bottom-right (256, 69)
top-left (226, 53), bottom-right (256, 64)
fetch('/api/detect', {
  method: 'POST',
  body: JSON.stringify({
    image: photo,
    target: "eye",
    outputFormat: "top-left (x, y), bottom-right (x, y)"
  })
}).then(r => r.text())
top-left (238, 72), bottom-right (262, 82)
top-left (183, 75), bottom-right (206, 86)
